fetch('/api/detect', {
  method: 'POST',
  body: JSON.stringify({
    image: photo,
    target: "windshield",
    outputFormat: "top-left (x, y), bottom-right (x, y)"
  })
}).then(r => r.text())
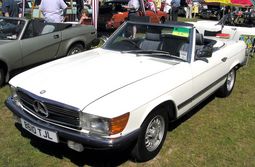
top-left (0, 18), bottom-right (25, 40)
top-left (104, 22), bottom-right (192, 61)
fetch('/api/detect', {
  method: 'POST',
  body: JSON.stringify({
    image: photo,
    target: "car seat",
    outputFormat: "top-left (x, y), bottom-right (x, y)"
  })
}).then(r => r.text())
top-left (41, 25), bottom-right (55, 35)
top-left (139, 31), bottom-right (162, 50)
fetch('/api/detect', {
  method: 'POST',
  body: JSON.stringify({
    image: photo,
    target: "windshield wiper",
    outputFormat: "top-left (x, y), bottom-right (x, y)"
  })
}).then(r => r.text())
top-left (121, 50), bottom-right (186, 62)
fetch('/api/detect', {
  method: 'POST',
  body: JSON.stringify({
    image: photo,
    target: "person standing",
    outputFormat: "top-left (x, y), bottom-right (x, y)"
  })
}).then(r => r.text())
top-left (124, 0), bottom-right (140, 20)
top-left (40, 0), bottom-right (67, 23)
top-left (147, 0), bottom-right (156, 12)
top-left (2, 0), bottom-right (21, 17)
top-left (126, 0), bottom-right (140, 19)
top-left (163, 0), bottom-right (172, 21)
top-left (185, 0), bottom-right (192, 19)
top-left (76, 0), bottom-right (84, 20)
top-left (154, 0), bottom-right (161, 10)
top-left (79, 9), bottom-right (91, 25)
top-left (170, 0), bottom-right (180, 21)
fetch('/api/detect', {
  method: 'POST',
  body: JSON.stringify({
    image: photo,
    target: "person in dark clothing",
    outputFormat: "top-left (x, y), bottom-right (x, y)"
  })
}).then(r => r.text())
top-left (34, 0), bottom-right (41, 6)
top-left (76, 0), bottom-right (84, 19)
top-left (2, 0), bottom-right (20, 17)
top-left (171, 0), bottom-right (180, 21)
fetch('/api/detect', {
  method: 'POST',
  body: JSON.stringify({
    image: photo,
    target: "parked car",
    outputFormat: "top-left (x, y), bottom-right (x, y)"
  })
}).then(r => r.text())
top-left (6, 21), bottom-right (247, 162)
top-left (98, 0), bottom-right (167, 30)
top-left (200, 5), bottom-right (224, 20)
top-left (0, 16), bottom-right (98, 86)
top-left (190, 11), bottom-right (255, 53)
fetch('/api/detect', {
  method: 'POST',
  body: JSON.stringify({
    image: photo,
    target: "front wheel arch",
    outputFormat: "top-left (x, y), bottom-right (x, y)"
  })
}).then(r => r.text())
top-left (130, 106), bottom-right (169, 162)
top-left (216, 67), bottom-right (236, 97)
top-left (67, 42), bottom-right (85, 56)
top-left (130, 101), bottom-right (176, 162)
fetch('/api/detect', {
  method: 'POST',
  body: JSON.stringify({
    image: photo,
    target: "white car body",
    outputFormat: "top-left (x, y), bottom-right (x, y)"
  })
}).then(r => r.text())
top-left (6, 21), bottom-right (247, 162)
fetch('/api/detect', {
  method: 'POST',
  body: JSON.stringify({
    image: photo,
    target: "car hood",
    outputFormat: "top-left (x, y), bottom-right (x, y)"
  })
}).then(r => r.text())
top-left (10, 48), bottom-right (177, 110)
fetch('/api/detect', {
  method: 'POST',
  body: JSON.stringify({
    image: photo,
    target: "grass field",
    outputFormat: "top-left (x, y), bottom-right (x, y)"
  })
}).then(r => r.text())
top-left (1, 45), bottom-right (255, 166)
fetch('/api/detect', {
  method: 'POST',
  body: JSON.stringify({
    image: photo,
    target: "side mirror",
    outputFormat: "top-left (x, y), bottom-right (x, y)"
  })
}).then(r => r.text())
top-left (196, 46), bottom-right (213, 63)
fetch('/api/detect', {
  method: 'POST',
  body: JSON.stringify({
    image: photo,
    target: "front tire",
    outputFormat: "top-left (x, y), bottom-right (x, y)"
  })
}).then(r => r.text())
top-left (217, 13), bottom-right (221, 20)
top-left (67, 44), bottom-right (84, 56)
top-left (131, 107), bottom-right (168, 162)
top-left (0, 68), bottom-right (5, 87)
top-left (216, 68), bottom-right (236, 97)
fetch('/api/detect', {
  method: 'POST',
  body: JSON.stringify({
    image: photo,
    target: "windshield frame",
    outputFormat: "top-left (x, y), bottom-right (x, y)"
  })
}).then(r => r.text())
top-left (103, 21), bottom-right (194, 63)
top-left (0, 16), bottom-right (27, 40)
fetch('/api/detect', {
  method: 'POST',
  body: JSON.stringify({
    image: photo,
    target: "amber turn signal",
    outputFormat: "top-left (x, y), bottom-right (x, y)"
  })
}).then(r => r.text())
top-left (110, 112), bottom-right (130, 135)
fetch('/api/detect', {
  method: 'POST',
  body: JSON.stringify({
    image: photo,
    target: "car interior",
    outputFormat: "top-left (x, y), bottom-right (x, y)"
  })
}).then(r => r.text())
top-left (22, 20), bottom-right (72, 39)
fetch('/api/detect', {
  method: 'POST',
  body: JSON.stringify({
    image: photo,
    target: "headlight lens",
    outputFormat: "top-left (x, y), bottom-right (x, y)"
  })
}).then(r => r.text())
top-left (80, 112), bottom-right (129, 136)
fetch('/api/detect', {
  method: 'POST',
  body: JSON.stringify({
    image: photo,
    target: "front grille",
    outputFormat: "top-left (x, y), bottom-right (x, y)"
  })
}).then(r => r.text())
top-left (16, 88), bottom-right (81, 129)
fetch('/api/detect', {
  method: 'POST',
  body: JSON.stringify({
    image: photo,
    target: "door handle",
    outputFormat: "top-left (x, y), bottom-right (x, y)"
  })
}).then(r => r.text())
top-left (221, 57), bottom-right (227, 62)
top-left (231, 28), bottom-right (237, 30)
top-left (53, 34), bottom-right (59, 39)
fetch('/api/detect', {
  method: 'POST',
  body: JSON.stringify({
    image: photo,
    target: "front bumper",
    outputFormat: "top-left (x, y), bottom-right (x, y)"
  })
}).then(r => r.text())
top-left (5, 97), bottom-right (139, 150)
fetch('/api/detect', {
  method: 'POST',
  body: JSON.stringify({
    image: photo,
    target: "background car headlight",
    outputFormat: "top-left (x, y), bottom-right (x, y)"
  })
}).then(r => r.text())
top-left (9, 85), bottom-right (21, 106)
top-left (80, 112), bottom-right (129, 136)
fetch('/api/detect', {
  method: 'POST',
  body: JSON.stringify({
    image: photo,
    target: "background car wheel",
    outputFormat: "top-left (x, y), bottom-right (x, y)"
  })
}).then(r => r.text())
top-left (216, 68), bottom-right (236, 97)
top-left (0, 68), bottom-right (5, 87)
top-left (160, 17), bottom-right (165, 24)
top-left (131, 107), bottom-right (168, 162)
top-left (67, 44), bottom-right (84, 56)
top-left (217, 14), bottom-right (221, 20)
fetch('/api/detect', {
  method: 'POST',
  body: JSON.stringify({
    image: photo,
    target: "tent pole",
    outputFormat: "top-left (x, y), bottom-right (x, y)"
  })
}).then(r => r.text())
top-left (22, 0), bottom-right (25, 17)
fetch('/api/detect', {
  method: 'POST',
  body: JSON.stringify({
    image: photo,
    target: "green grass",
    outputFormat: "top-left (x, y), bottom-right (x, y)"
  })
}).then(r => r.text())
top-left (1, 58), bottom-right (255, 166)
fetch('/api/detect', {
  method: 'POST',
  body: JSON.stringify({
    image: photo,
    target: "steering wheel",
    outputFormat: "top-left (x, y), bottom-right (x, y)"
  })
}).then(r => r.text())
top-left (111, 39), bottom-right (141, 51)
top-left (121, 39), bottom-right (141, 50)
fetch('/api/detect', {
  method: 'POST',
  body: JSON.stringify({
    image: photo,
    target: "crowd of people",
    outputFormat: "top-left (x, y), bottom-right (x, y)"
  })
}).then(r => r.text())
top-left (0, 0), bottom-right (253, 25)
top-left (0, 0), bottom-right (201, 23)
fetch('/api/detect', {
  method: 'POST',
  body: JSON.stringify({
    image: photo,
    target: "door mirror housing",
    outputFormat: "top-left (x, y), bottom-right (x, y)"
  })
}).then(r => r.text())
top-left (196, 45), bottom-right (213, 63)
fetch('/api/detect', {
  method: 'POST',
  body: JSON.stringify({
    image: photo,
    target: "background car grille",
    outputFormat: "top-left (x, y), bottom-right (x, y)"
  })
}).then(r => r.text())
top-left (16, 88), bottom-right (81, 129)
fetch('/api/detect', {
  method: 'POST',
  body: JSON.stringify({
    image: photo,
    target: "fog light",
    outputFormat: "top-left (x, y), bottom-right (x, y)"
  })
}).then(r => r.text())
top-left (67, 140), bottom-right (84, 152)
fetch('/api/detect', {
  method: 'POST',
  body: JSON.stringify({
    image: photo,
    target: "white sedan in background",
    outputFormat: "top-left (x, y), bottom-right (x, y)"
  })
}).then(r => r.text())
top-left (191, 12), bottom-right (255, 51)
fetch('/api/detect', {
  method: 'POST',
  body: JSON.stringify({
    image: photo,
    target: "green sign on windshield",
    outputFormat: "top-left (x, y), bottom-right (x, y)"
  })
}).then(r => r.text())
top-left (172, 27), bottom-right (189, 37)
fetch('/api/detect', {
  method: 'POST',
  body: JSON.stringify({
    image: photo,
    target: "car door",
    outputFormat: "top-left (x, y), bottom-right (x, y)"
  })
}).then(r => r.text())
top-left (20, 24), bottom-right (61, 67)
top-left (190, 47), bottom-right (229, 107)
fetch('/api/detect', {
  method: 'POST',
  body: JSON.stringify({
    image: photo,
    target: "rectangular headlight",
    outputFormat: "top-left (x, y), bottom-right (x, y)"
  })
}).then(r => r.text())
top-left (80, 112), bottom-right (129, 136)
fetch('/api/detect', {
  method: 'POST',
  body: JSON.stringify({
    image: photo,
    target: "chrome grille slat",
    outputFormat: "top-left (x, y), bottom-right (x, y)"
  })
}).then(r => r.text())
top-left (16, 88), bottom-right (81, 129)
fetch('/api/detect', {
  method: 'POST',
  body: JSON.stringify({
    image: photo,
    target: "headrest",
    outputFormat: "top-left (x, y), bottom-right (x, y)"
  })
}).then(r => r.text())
top-left (41, 25), bottom-right (55, 35)
top-left (196, 33), bottom-right (204, 45)
top-left (145, 32), bottom-right (161, 41)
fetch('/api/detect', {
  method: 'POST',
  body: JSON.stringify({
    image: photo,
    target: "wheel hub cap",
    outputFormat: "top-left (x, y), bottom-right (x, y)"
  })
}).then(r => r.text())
top-left (227, 70), bottom-right (235, 91)
top-left (145, 115), bottom-right (165, 152)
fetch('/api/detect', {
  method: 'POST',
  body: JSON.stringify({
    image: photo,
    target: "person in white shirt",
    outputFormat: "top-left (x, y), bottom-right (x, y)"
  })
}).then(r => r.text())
top-left (164, 0), bottom-right (172, 20)
top-left (40, 0), bottom-right (67, 23)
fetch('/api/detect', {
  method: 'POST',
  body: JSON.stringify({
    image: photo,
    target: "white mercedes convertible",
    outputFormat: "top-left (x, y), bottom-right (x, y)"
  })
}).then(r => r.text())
top-left (6, 21), bottom-right (247, 162)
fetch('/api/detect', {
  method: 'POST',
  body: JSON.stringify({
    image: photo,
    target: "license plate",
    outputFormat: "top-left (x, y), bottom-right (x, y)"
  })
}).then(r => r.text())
top-left (21, 119), bottom-right (59, 143)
